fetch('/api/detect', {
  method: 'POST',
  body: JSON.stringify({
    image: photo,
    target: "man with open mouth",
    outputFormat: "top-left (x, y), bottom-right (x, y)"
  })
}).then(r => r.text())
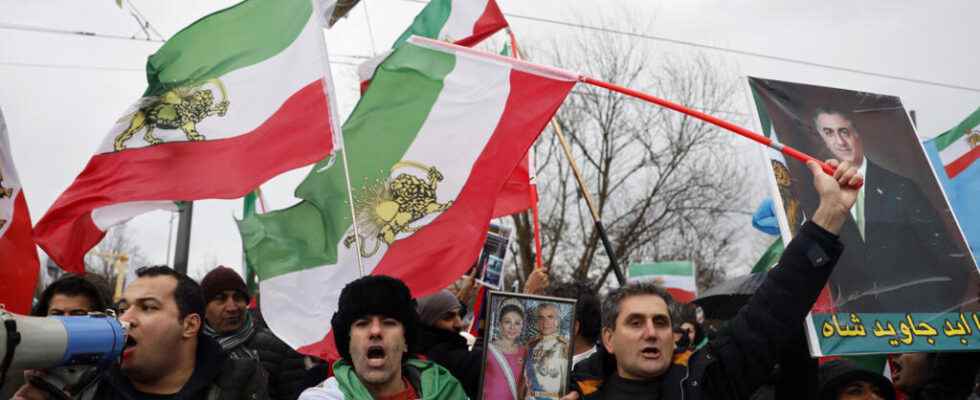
top-left (299, 275), bottom-right (467, 400)
top-left (14, 266), bottom-right (270, 400)
top-left (565, 159), bottom-right (864, 399)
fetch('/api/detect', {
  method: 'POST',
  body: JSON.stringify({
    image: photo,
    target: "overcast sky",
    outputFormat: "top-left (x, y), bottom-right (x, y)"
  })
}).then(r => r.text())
top-left (1, 0), bottom-right (978, 279)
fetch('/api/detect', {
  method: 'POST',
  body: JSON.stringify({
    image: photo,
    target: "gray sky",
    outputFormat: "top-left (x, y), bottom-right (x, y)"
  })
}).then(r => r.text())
top-left (1, 0), bottom-right (978, 279)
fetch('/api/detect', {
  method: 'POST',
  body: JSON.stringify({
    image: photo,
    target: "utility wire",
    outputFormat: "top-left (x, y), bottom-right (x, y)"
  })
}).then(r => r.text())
top-left (0, 22), bottom-right (164, 43)
top-left (0, 59), bottom-right (359, 72)
top-left (398, 0), bottom-right (980, 93)
top-left (0, 60), bottom-right (144, 72)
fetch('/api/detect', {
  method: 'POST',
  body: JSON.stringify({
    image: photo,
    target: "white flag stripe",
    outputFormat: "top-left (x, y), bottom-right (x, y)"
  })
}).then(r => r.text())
top-left (407, 36), bottom-right (579, 83)
top-left (96, 13), bottom-right (326, 154)
top-left (91, 201), bottom-right (178, 231)
top-left (439, 0), bottom-right (490, 41)
top-left (0, 107), bottom-right (22, 238)
top-left (939, 134), bottom-right (975, 165)
top-left (631, 274), bottom-right (697, 292)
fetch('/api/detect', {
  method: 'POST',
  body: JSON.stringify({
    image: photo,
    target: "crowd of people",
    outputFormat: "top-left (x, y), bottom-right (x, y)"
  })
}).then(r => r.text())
top-left (5, 161), bottom-right (980, 399)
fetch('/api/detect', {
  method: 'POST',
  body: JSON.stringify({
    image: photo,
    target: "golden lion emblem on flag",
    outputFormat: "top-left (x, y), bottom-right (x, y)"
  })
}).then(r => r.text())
top-left (968, 127), bottom-right (980, 149)
top-left (344, 161), bottom-right (453, 257)
top-left (113, 79), bottom-right (230, 151)
top-left (0, 167), bottom-right (11, 199)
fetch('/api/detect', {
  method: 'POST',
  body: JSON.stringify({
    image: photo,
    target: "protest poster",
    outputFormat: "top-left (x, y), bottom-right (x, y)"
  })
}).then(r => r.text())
top-left (749, 77), bottom-right (980, 356)
top-left (479, 291), bottom-right (576, 400)
top-left (476, 224), bottom-right (511, 289)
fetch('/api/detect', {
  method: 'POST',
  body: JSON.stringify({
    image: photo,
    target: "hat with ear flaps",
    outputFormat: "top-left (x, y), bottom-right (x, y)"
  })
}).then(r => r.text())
top-left (331, 275), bottom-right (420, 362)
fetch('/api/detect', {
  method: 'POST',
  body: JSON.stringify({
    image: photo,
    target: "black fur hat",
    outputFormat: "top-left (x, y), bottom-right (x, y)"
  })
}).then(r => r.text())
top-left (331, 275), bottom-right (419, 361)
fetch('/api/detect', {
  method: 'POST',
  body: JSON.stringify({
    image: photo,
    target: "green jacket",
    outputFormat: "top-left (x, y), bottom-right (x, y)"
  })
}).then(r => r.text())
top-left (300, 358), bottom-right (468, 400)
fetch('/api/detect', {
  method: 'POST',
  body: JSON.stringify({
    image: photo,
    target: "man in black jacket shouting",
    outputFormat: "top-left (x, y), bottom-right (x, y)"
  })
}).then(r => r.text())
top-left (564, 159), bottom-right (862, 400)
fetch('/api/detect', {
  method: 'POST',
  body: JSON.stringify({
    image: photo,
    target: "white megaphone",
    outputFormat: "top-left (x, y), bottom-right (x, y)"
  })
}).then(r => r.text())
top-left (0, 308), bottom-right (128, 398)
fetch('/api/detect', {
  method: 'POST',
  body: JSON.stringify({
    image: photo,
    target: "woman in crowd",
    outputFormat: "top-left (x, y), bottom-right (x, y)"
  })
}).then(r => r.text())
top-left (483, 299), bottom-right (528, 400)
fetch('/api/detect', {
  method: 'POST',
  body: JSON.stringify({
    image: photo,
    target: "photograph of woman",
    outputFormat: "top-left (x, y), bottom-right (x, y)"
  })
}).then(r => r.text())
top-left (483, 298), bottom-right (527, 400)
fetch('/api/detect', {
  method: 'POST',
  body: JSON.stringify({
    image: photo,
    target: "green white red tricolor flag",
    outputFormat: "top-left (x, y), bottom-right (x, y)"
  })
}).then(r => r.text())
top-left (357, 0), bottom-right (508, 89)
top-left (627, 261), bottom-right (698, 303)
top-left (239, 36), bottom-right (575, 357)
top-left (0, 107), bottom-right (40, 314)
top-left (34, 0), bottom-right (339, 273)
top-left (934, 109), bottom-right (980, 179)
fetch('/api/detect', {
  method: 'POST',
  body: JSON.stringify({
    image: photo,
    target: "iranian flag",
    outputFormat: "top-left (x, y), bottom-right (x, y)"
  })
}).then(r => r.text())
top-left (34, 0), bottom-right (339, 272)
top-left (239, 36), bottom-right (576, 357)
top-left (627, 261), bottom-right (698, 303)
top-left (934, 107), bottom-right (980, 179)
top-left (358, 0), bottom-right (508, 88)
top-left (0, 107), bottom-right (40, 314)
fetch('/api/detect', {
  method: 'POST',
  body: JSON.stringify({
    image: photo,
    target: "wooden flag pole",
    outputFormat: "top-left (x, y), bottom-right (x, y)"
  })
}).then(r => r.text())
top-left (507, 28), bottom-right (625, 284)
top-left (550, 119), bottom-right (627, 286)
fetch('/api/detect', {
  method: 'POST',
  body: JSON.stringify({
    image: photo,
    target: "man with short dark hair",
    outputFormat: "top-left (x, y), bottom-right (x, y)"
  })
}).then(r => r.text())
top-left (300, 276), bottom-right (466, 400)
top-left (200, 266), bottom-right (311, 400)
top-left (30, 273), bottom-right (109, 317)
top-left (13, 265), bottom-right (270, 400)
top-left (1, 274), bottom-right (110, 399)
top-left (414, 289), bottom-right (483, 398)
top-left (566, 159), bottom-right (862, 399)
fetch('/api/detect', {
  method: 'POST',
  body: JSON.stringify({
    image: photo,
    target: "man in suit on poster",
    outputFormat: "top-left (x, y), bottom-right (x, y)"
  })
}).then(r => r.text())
top-left (810, 107), bottom-right (973, 312)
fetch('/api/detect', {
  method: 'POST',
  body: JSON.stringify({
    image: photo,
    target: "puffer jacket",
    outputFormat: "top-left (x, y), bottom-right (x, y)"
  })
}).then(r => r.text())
top-left (79, 336), bottom-right (269, 400)
top-left (247, 327), bottom-right (312, 400)
top-left (416, 324), bottom-right (483, 399)
top-left (570, 221), bottom-right (844, 400)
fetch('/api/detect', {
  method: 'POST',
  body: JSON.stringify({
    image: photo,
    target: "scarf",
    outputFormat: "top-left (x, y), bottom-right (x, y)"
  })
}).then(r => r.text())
top-left (203, 312), bottom-right (258, 360)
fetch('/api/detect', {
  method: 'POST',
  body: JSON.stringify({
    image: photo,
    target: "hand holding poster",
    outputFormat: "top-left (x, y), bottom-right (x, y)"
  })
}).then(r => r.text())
top-left (749, 77), bottom-right (980, 356)
top-left (480, 291), bottom-right (576, 400)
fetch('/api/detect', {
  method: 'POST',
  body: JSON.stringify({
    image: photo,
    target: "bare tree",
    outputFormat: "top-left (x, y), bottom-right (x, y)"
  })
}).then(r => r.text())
top-left (84, 223), bottom-right (147, 289)
top-left (510, 21), bottom-right (755, 292)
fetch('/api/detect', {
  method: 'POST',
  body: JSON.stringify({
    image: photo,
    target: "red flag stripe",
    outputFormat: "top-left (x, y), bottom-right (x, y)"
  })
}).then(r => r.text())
top-left (35, 79), bottom-right (334, 272)
top-left (0, 192), bottom-right (40, 314)
top-left (944, 145), bottom-right (980, 178)
top-left (455, 0), bottom-right (509, 48)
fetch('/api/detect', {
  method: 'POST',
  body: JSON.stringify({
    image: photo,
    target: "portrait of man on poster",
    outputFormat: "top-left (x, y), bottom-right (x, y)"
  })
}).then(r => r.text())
top-left (809, 106), bottom-right (974, 312)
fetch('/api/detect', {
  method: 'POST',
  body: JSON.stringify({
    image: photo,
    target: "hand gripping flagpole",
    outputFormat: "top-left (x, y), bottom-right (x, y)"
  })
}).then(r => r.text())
top-left (508, 29), bottom-right (627, 285)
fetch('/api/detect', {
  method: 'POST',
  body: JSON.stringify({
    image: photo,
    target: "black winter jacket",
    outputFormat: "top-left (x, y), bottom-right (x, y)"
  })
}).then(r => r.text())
top-left (416, 324), bottom-right (483, 399)
top-left (246, 327), bottom-right (311, 400)
top-left (79, 336), bottom-right (269, 400)
top-left (571, 221), bottom-right (844, 400)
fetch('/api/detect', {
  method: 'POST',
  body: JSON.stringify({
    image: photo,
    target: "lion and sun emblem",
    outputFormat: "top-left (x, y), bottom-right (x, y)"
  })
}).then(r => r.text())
top-left (344, 161), bottom-right (453, 257)
top-left (968, 127), bottom-right (980, 149)
top-left (113, 78), bottom-right (230, 151)
top-left (0, 166), bottom-right (12, 228)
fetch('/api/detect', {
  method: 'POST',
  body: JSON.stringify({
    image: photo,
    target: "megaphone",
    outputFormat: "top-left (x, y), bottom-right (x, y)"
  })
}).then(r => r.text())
top-left (1, 309), bottom-right (128, 397)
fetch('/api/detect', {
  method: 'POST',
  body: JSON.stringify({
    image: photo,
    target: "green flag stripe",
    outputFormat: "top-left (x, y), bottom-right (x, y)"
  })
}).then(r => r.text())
top-left (750, 84), bottom-right (773, 137)
top-left (751, 238), bottom-right (784, 273)
top-left (933, 106), bottom-right (980, 151)
top-left (242, 44), bottom-right (457, 280)
top-left (392, 0), bottom-right (453, 49)
top-left (145, 0), bottom-right (312, 96)
top-left (629, 261), bottom-right (693, 277)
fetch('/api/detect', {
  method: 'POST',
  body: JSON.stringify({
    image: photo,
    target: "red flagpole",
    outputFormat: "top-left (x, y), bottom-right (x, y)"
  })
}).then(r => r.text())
top-left (508, 29), bottom-right (545, 270)
top-left (579, 76), bottom-right (856, 183)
